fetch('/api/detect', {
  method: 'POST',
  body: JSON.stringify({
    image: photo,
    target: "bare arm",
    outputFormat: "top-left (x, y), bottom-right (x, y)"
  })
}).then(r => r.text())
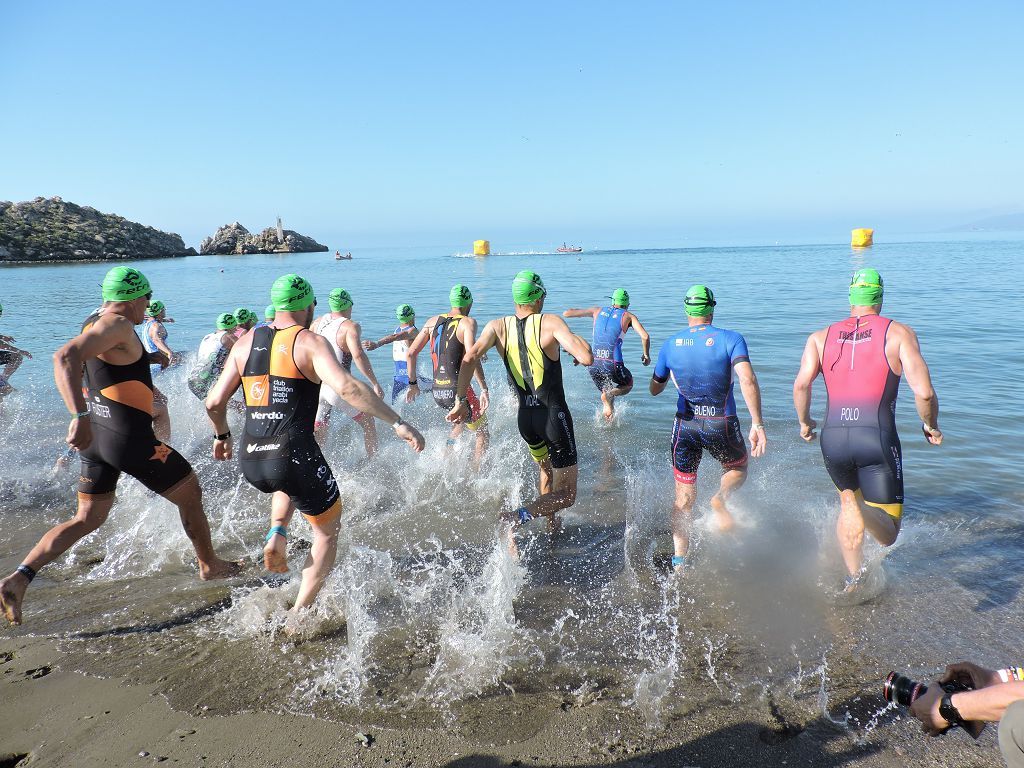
top-left (735, 360), bottom-right (766, 457)
top-left (627, 313), bottom-right (651, 364)
top-left (549, 315), bottom-right (594, 366)
top-left (149, 322), bottom-right (174, 358)
top-left (460, 316), bottom-right (488, 392)
top-left (205, 340), bottom-right (246, 447)
top-left (897, 325), bottom-right (941, 443)
top-left (365, 326), bottom-right (416, 351)
top-left (454, 319), bottom-right (500, 400)
top-left (344, 322), bottom-right (382, 395)
top-left (562, 307), bottom-right (599, 319)
top-left (793, 332), bottom-right (823, 441)
top-left (405, 319), bottom-right (435, 393)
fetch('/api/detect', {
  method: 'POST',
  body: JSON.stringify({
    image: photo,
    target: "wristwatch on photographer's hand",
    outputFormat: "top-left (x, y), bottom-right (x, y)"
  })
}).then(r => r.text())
top-left (939, 693), bottom-right (964, 729)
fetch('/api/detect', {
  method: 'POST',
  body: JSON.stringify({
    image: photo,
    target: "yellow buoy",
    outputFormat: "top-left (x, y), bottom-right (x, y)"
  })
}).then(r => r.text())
top-left (851, 228), bottom-right (874, 248)
top-left (473, 239), bottom-right (490, 256)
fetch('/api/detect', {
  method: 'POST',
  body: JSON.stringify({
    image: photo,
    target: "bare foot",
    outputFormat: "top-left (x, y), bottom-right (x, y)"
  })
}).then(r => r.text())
top-left (263, 535), bottom-right (289, 574)
top-left (0, 573), bottom-right (28, 626)
top-left (710, 495), bottom-right (736, 532)
top-left (199, 557), bottom-right (243, 581)
top-left (601, 392), bottom-right (614, 421)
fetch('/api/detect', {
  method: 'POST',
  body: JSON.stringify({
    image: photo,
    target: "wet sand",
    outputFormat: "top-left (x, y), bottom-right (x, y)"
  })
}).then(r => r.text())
top-left (1, 634), bottom-right (1003, 768)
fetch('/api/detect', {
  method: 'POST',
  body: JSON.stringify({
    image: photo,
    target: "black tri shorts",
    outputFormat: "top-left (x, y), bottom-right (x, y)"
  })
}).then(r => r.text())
top-left (588, 362), bottom-right (633, 393)
top-left (820, 426), bottom-right (904, 519)
top-left (517, 402), bottom-right (577, 469)
top-left (77, 424), bottom-right (193, 496)
top-left (239, 432), bottom-right (340, 517)
top-left (671, 415), bottom-right (748, 484)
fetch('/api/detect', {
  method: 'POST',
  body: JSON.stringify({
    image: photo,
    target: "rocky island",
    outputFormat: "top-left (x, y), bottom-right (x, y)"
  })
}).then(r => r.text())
top-left (0, 197), bottom-right (195, 263)
top-left (200, 220), bottom-right (328, 255)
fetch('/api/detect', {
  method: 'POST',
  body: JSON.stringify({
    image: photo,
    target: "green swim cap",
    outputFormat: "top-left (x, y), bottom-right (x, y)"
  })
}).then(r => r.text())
top-left (512, 270), bottom-right (546, 305)
top-left (264, 304), bottom-right (276, 320)
top-left (610, 288), bottom-right (630, 307)
top-left (146, 300), bottom-right (165, 317)
top-left (234, 307), bottom-right (254, 325)
top-left (101, 266), bottom-right (151, 302)
top-left (450, 284), bottom-right (473, 308)
top-left (849, 268), bottom-right (884, 306)
top-left (329, 287), bottom-right (353, 312)
top-left (396, 304), bottom-right (415, 321)
top-left (684, 285), bottom-right (716, 317)
top-left (271, 274), bottom-right (316, 312)
top-left (216, 312), bottom-right (238, 331)
top-left (0, 303), bottom-right (4, 318)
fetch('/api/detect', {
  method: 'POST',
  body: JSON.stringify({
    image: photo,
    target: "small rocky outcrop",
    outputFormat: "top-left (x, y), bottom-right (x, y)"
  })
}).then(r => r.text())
top-left (0, 197), bottom-right (196, 263)
top-left (200, 222), bottom-right (328, 255)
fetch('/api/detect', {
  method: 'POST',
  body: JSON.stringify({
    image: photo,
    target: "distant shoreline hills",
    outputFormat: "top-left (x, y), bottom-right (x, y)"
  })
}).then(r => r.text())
top-left (0, 197), bottom-right (328, 264)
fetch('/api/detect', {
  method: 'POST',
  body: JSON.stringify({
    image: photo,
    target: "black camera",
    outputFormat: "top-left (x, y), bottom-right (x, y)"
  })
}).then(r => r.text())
top-left (883, 672), bottom-right (985, 738)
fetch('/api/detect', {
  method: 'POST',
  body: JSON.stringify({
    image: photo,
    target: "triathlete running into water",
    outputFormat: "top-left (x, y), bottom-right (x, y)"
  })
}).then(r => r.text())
top-left (448, 271), bottom-right (592, 534)
top-left (793, 268), bottom-right (942, 589)
top-left (206, 274), bottom-right (424, 624)
top-left (0, 302), bottom-right (33, 398)
top-left (313, 288), bottom-right (384, 459)
top-left (0, 267), bottom-right (240, 626)
top-left (649, 285), bottom-right (767, 573)
top-left (563, 288), bottom-right (651, 421)
top-left (188, 313), bottom-right (238, 400)
top-left (142, 300), bottom-right (175, 442)
top-left (363, 303), bottom-right (431, 403)
top-left (233, 307), bottom-right (256, 337)
top-left (407, 285), bottom-right (490, 469)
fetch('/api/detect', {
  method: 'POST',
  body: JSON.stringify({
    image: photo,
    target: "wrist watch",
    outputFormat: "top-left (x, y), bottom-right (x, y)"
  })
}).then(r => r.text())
top-left (939, 693), bottom-right (964, 729)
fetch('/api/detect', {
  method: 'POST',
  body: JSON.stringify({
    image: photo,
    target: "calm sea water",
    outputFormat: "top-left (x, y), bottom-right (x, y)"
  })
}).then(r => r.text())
top-left (0, 239), bottom-right (1021, 757)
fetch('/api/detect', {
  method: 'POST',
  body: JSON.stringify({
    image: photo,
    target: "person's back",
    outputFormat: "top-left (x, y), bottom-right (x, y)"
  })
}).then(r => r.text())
top-left (82, 308), bottom-right (155, 435)
top-left (592, 306), bottom-right (627, 367)
top-left (820, 314), bottom-right (899, 433)
top-left (188, 314), bottom-right (237, 400)
top-left (659, 323), bottom-right (748, 420)
top-left (500, 313), bottom-right (568, 411)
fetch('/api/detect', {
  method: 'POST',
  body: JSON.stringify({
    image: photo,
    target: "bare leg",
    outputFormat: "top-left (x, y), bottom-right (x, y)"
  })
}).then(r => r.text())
top-left (671, 482), bottom-right (697, 571)
top-left (0, 491), bottom-right (115, 625)
top-left (710, 468), bottom-right (747, 532)
top-left (163, 474), bottom-right (241, 580)
top-left (291, 503), bottom-right (343, 612)
top-left (263, 492), bottom-right (294, 573)
top-left (523, 463), bottom-right (578, 524)
top-left (152, 388), bottom-right (171, 443)
top-left (472, 424), bottom-right (489, 472)
top-left (445, 422), bottom-right (465, 457)
top-left (601, 381), bottom-right (633, 421)
top-left (360, 416), bottom-right (378, 459)
top-left (837, 490), bottom-right (900, 580)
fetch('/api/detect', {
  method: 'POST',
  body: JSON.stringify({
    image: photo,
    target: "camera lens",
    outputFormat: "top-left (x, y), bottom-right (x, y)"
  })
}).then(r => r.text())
top-left (884, 672), bottom-right (928, 706)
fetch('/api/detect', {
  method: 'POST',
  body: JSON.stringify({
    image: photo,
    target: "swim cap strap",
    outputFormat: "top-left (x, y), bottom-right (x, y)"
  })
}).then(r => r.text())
top-left (684, 285), bottom-right (716, 317)
top-left (849, 268), bottom-right (884, 306)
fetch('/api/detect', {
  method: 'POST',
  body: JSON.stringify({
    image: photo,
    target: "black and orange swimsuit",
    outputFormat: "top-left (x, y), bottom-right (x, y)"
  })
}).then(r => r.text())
top-left (78, 311), bottom-right (192, 496)
top-left (238, 325), bottom-right (339, 517)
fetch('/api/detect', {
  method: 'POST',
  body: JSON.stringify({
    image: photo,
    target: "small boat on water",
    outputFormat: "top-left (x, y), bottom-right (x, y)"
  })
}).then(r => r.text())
top-left (557, 242), bottom-right (583, 253)
top-left (335, 250), bottom-right (352, 260)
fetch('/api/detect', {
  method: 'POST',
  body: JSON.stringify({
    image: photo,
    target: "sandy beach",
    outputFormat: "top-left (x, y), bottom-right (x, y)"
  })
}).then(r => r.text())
top-left (1, 630), bottom-right (1003, 768)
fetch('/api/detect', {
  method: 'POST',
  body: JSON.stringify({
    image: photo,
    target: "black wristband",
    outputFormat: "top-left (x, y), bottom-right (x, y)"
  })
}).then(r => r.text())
top-left (214, 431), bottom-right (231, 441)
top-left (16, 564), bottom-right (36, 583)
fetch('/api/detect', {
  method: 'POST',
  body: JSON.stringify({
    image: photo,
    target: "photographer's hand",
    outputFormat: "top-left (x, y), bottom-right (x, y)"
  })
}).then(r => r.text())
top-left (940, 662), bottom-right (999, 691)
top-left (910, 686), bottom-right (949, 736)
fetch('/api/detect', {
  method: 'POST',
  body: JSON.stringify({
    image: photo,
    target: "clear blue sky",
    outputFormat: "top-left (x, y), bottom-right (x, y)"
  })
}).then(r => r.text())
top-left (3, 1), bottom-right (1022, 248)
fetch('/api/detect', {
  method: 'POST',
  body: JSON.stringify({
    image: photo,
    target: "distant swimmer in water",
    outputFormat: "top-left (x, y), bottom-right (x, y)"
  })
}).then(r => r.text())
top-left (649, 285), bottom-right (767, 574)
top-left (0, 267), bottom-right (241, 626)
top-left (187, 313), bottom-right (243, 413)
top-left (793, 268), bottom-right (942, 591)
top-left (312, 288), bottom-right (384, 459)
top-left (362, 303), bottom-right (431, 403)
top-left (407, 285), bottom-right (490, 470)
top-left (563, 288), bottom-right (651, 421)
top-left (233, 307), bottom-right (257, 337)
top-left (142, 300), bottom-right (176, 442)
top-left (0, 302), bottom-right (33, 400)
top-left (206, 273), bottom-right (424, 624)
top-left (448, 271), bottom-right (592, 541)
top-left (254, 305), bottom-right (275, 330)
